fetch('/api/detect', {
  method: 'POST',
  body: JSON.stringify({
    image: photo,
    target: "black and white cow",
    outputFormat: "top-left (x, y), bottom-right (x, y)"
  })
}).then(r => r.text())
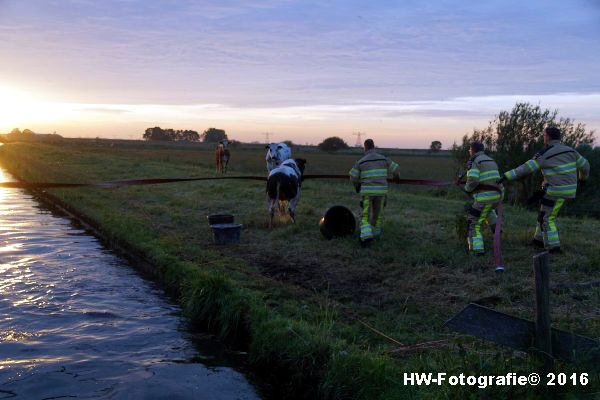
top-left (266, 158), bottom-right (307, 228)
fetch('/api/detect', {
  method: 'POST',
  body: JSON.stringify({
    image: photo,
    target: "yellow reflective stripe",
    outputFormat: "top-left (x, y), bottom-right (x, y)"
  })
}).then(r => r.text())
top-left (546, 184), bottom-right (577, 196)
top-left (543, 161), bottom-right (577, 177)
top-left (361, 168), bottom-right (388, 178)
top-left (576, 156), bottom-right (588, 168)
top-left (467, 168), bottom-right (480, 178)
top-left (526, 160), bottom-right (540, 172)
top-left (473, 191), bottom-right (502, 202)
top-left (479, 170), bottom-right (500, 181)
top-left (360, 186), bottom-right (388, 194)
top-left (505, 169), bottom-right (518, 180)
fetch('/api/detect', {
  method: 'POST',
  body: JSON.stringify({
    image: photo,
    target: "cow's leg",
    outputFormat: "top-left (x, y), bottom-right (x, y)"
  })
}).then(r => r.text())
top-left (223, 151), bottom-right (230, 173)
top-left (266, 178), bottom-right (281, 229)
top-left (266, 195), bottom-right (275, 228)
top-left (271, 203), bottom-right (276, 228)
top-left (288, 187), bottom-right (301, 223)
top-left (268, 200), bottom-right (276, 229)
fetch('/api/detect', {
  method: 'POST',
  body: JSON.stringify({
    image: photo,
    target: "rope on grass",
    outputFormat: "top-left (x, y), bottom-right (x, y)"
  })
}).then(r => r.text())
top-left (337, 304), bottom-right (449, 351)
top-left (336, 303), bottom-right (405, 347)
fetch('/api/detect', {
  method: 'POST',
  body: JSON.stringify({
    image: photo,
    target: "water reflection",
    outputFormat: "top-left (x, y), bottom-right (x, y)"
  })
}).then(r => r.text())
top-left (0, 169), bottom-right (262, 399)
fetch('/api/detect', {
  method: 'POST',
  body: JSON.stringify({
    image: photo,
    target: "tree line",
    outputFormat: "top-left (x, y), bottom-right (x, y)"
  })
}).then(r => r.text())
top-left (143, 127), bottom-right (230, 143)
top-left (1, 128), bottom-right (63, 143)
top-left (143, 127), bottom-right (200, 142)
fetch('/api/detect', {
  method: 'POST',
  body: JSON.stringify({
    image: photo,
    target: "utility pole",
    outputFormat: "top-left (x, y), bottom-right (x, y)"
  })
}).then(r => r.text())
top-left (352, 132), bottom-right (364, 147)
top-left (262, 132), bottom-right (272, 144)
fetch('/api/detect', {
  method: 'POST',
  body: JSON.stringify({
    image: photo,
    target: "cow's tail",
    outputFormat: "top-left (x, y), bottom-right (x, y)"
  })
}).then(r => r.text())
top-left (276, 180), bottom-right (286, 214)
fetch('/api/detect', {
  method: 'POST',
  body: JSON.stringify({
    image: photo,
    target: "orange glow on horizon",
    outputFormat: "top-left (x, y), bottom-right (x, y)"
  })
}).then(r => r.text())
top-left (1, 84), bottom-right (599, 149)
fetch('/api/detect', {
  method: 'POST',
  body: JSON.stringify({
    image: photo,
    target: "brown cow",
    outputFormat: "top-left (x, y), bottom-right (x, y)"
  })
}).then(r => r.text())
top-left (215, 140), bottom-right (230, 173)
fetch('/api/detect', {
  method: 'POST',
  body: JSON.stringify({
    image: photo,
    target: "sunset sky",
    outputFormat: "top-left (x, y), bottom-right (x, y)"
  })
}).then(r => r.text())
top-left (1, 0), bottom-right (599, 148)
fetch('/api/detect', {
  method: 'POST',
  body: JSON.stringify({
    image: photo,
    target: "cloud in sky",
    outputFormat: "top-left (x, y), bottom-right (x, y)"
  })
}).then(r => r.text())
top-left (0, 0), bottom-right (599, 145)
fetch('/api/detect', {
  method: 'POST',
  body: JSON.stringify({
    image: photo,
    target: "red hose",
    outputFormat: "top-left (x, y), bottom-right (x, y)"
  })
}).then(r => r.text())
top-left (493, 203), bottom-right (505, 273)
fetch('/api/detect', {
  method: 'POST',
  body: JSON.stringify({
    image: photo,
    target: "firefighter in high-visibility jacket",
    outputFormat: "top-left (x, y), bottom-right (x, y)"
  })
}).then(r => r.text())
top-left (499, 127), bottom-right (590, 253)
top-left (464, 142), bottom-right (504, 255)
top-left (349, 139), bottom-right (400, 246)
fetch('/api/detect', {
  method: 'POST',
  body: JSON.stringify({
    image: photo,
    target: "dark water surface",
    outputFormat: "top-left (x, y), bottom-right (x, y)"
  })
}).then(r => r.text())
top-left (0, 169), bottom-right (263, 399)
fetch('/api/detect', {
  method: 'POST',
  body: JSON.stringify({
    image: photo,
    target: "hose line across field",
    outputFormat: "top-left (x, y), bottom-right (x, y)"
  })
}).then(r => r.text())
top-left (0, 174), bottom-right (498, 190)
top-left (1, 173), bottom-right (505, 271)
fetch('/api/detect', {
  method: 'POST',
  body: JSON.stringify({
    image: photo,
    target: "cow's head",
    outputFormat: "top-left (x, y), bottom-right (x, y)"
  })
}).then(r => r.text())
top-left (265, 143), bottom-right (292, 172)
top-left (294, 158), bottom-right (307, 176)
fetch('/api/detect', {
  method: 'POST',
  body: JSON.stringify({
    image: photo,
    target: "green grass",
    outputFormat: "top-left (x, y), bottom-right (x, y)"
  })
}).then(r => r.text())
top-left (1, 139), bottom-right (599, 399)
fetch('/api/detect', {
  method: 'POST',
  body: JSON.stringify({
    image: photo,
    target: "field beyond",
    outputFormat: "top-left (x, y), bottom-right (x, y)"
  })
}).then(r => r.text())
top-left (1, 139), bottom-right (599, 399)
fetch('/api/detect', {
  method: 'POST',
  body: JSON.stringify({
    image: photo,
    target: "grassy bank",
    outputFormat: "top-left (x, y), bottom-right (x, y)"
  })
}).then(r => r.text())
top-left (1, 139), bottom-right (599, 399)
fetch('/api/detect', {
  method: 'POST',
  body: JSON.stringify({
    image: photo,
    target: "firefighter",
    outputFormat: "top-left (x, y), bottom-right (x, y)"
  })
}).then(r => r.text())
top-left (349, 139), bottom-right (400, 246)
top-left (464, 141), bottom-right (504, 255)
top-left (498, 127), bottom-right (590, 253)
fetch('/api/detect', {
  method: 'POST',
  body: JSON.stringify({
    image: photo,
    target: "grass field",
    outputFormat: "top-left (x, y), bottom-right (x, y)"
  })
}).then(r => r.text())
top-left (1, 139), bottom-right (599, 399)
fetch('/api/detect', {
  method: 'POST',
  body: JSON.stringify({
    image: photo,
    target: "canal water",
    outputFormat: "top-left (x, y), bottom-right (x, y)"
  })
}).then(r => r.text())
top-left (0, 168), bottom-right (263, 399)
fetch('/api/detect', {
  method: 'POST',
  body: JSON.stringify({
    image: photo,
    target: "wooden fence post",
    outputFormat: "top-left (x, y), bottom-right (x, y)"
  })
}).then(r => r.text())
top-left (534, 251), bottom-right (554, 369)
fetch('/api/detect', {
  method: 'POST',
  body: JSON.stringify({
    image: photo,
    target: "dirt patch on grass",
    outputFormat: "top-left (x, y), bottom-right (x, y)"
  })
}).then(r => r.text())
top-left (245, 250), bottom-right (395, 307)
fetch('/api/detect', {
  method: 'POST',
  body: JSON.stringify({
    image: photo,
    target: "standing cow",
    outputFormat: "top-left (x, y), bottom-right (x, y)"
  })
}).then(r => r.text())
top-left (215, 139), bottom-right (230, 173)
top-left (266, 158), bottom-right (307, 228)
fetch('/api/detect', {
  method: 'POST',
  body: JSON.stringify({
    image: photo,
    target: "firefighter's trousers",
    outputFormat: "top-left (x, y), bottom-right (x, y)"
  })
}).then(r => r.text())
top-left (534, 196), bottom-right (566, 250)
top-left (360, 195), bottom-right (386, 241)
top-left (467, 201), bottom-right (500, 254)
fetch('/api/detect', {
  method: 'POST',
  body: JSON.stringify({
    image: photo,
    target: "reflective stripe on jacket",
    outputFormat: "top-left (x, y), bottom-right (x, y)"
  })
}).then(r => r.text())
top-left (349, 149), bottom-right (400, 195)
top-left (464, 152), bottom-right (503, 202)
top-left (504, 140), bottom-right (590, 199)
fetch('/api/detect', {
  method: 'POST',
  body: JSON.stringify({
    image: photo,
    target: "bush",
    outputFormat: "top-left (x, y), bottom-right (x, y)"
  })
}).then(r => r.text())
top-left (318, 136), bottom-right (349, 152)
top-left (566, 145), bottom-right (600, 217)
top-left (429, 140), bottom-right (442, 152)
top-left (202, 128), bottom-right (227, 143)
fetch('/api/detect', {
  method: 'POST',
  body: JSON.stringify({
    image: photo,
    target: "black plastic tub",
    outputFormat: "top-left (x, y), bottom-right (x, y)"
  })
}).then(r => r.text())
top-left (207, 214), bottom-right (234, 225)
top-left (210, 223), bottom-right (242, 245)
top-left (319, 205), bottom-right (356, 239)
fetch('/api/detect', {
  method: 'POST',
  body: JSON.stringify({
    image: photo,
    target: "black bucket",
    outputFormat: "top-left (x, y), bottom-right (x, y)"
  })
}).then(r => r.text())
top-left (210, 223), bottom-right (242, 245)
top-left (207, 214), bottom-right (234, 225)
top-left (319, 205), bottom-right (356, 239)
